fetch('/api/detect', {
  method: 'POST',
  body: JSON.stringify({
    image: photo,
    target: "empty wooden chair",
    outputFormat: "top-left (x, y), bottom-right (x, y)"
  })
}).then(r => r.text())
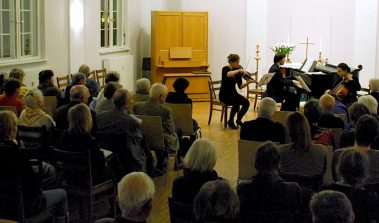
top-left (88, 70), bottom-right (97, 80)
top-left (96, 69), bottom-right (107, 88)
top-left (56, 75), bottom-right (70, 92)
top-left (208, 80), bottom-right (231, 128)
top-left (43, 96), bottom-right (57, 116)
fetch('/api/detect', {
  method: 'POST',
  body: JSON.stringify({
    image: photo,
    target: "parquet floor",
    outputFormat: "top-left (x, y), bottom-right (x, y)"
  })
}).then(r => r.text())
top-left (148, 101), bottom-right (258, 222)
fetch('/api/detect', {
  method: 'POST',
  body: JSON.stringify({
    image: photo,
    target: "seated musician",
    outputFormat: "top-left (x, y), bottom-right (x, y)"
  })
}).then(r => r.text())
top-left (265, 53), bottom-right (302, 111)
top-left (327, 63), bottom-right (361, 107)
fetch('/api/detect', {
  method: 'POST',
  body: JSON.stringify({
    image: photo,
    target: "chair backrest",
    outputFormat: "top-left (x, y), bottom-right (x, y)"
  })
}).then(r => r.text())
top-left (88, 70), bottom-right (97, 80)
top-left (238, 140), bottom-right (266, 181)
top-left (165, 103), bottom-right (193, 136)
top-left (280, 173), bottom-right (323, 191)
top-left (0, 178), bottom-right (25, 222)
top-left (0, 106), bottom-right (18, 117)
top-left (139, 115), bottom-right (165, 151)
top-left (168, 197), bottom-right (196, 223)
top-left (272, 111), bottom-right (294, 125)
top-left (17, 125), bottom-right (47, 149)
top-left (208, 80), bottom-right (221, 101)
top-left (43, 96), bottom-right (57, 116)
top-left (96, 69), bottom-right (107, 88)
top-left (330, 128), bottom-right (342, 150)
top-left (324, 146), bottom-right (333, 185)
top-left (56, 75), bottom-right (70, 91)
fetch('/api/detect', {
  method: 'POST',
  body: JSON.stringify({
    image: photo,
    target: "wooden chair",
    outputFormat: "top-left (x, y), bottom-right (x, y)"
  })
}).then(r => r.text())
top-left (238, 140), bottom-right (266, 181)
top-left (0, 106), bottom-right (18, 117)
top-left (56, 75), bottom-right (70, 91)
top-left (96, 69), bottom-right (107, 88)
top-left (168, 197), bottom-right (196, 223)
top-left (53, 149), bottom-right (116, 223)
top-left (43, 96), bottom-right (57, 116)
top-left (165, 103), bottom-right (194, 136)
top-left (272, 111), bottom-right (294, 125)
top-left (0, 178), bottom-right (55, 223)
top-left (246, 71), bottom-right (266, 110)
top-left (88, 70), bottom-right (97, 80)
top-left (139, 115), bottom-right (165, 152)
top-left (17, 125), bottom-right (50, 164)
top-left (324, 146), bottom-right (334, 185)
top-left (208, 80), bottom-right (231, 128)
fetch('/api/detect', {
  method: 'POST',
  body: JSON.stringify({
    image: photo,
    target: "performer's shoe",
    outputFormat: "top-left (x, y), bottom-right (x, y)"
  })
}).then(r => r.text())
top-left (236, 120), bottom-right (243, 127)
top-left (228, 120), bottom-right (238, 129)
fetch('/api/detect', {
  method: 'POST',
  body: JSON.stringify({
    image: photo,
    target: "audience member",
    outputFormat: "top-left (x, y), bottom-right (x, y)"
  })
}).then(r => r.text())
top-left (9, 68), bottom-right (29, 99)
top-left (318, 94), bottom-right (345, 130)
top-left (134, 83), bottom-right (179, 173)
top-left (79, 64), bottom-right (100, 98)
top-left (172, 138), bottom-right (219, 204)
top-left (0, 111), bottom-right (68, 223)
top-left (304, 98), bottom-right (322, 139)
top-left (97, 89), bottom-right (146, 178)
top-left (240, 97), bottom-right (285, 144)
top-left (97, 71), bottom-right (121, 99)
top-left (237, 141), bottom-right (301, 222)
top-left (95, 172), bottom-right (155, 223)
top-left (166, 77), bottom-right (192, 105)
top-left (0, 78), bottom-right (25, 115)
top-left (63, 72), bottom-right (86, 103)
top-left (132, 78), bottom-right (151, 102)
top-left (95, 82), bottom-right (121, 113)
top-left (280, 112), bottom-right (327, 177)
top-left (369, 78), bottom-right (379, 113)
top-left (358, 95), bottom-right (378, 115)
top-left (37, 70), bottom-right (62, 104)
top-left (193, 180), bottom-right (239, 222)
top-left (310, 190), bottom-right (354, 223)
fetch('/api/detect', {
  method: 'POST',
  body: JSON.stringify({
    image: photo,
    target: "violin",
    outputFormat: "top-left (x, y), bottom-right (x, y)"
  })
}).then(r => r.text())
top-left (235, 65), bottom-right (255, 81)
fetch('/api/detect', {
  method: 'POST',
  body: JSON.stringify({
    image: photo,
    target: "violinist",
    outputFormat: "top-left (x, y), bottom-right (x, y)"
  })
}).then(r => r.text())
top-left (265, 53), bottom-right (302, 111)
top-left (327, 63), bottom-right (361, 107)
top-left (219, 54), bottom-right (256, 129)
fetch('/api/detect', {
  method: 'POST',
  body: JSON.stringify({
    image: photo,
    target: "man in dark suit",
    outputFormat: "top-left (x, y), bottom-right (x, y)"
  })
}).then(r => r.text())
top-left (240, 97), bottom-right (286, 144)
top-left (266, 53), bottom-right (301, 111)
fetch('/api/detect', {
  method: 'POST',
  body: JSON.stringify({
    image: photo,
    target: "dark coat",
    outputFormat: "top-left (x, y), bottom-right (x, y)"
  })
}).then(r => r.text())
top-left (240, 117), bottom-right (286, 144)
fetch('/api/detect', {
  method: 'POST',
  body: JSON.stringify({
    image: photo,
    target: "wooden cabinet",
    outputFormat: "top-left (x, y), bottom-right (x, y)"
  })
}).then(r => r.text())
top-left (151, 11), bottom-right (208, 83)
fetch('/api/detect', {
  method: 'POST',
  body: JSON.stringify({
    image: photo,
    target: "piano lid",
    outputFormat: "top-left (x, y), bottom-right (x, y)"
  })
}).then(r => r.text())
top-left (315, 63), bottom-right (337, 73)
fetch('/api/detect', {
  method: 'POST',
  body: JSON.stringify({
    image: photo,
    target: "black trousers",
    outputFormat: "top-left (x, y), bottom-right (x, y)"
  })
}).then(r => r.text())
top-left (222, 94), bottom-right (250, 122)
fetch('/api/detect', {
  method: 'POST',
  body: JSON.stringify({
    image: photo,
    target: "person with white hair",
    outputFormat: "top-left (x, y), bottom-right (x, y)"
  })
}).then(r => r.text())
top-left (172, 138), bottom-right (219, 204)
top-left (318, 94), bottom-right (345, 130)
top-left (358, 95), bottom-right (378, 115)
top-left (133, 83), bottom-right (179, 175)
top-left (95, 172), bottom-right (155, 223)
top-left (132, 78), bottom-right (151, 102)
top-left (369, 78), bottom-right (379, 110)
top-left (9, 67), bottom-right (29, 99)
top-left (240, 97), bottom-right (285, 143)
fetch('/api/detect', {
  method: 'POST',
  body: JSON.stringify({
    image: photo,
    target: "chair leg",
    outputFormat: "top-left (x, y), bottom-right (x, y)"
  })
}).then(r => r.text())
top-left (208, 105), bottom-right (213, 125)
top-left (224, 107), bottom-right (228, 129)
top-left (253, 94), bottom-right (258, 110)
top-left (220, 106), bottom-right (224, 122)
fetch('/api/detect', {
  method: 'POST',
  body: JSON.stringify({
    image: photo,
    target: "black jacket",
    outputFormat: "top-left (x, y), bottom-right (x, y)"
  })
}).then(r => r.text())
top-left (240, 117), bottom-right (286, 144)
top-left (266, 63), bottom-right (293, 101)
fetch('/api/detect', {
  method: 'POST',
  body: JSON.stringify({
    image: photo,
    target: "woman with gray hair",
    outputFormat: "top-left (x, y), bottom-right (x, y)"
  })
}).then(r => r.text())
top-left (358, 95), bottom-right (378, 115)
top-left (172, 138), bottom-right (219, 204)
top-left (369, 78), bottom-right (379, 111)
top-left (132, 78), bottom-right (151, 102)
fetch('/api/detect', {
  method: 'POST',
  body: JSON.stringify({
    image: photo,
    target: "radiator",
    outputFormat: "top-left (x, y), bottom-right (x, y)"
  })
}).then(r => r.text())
top-left (102, 55), bottom-right (135, 92)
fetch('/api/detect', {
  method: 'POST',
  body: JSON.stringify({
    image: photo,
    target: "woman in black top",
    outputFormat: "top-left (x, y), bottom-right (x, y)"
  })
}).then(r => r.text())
top-left (219, 54), bottom-right (255, 129)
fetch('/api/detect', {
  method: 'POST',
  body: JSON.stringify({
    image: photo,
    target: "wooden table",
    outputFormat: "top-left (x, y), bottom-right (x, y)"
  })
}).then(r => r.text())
top-left (162, 73), bottom-right (210, 101)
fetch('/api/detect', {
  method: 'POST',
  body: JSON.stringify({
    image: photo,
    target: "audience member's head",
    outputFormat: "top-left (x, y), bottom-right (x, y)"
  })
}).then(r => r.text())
top-left (149, 83), bottom-right (167, 103)
top-left (0, 111), bottom-right (18, 141)
top-left (257, 97), bottom-right (276, 118)
top-left (183, 138), bottom-right (216, 173)
top-left (348, 102), bottom-right (370, 126)
top-left (23, 88), bottom-right (44, 109)
top-left (255, 141), bottom-right (280, 175)
top-left (68, 103), bottom-right (92, 135)
top-left (117, 172), bottom-right (155, 220)
top-left (103, 82), bottom-right (122, 100)
top-left (287, 112), bottom-right (312, 151)
top-left (369, 78), bottom-right (379, 92)
top-left (355, 114), bottom-right (379, 147)
top-left (358, 95), bottom-right (378, 115)
top-left (319, 94), bottom-right (335, 113)
top-left (337, 148), bottom-right (368, 188)
top-left (70, 85), bottom-right (90, 104)
top-left (113, 89), bottom-right (131, 110)
top-left (136, 78), bottom-right (151, 93)
top-left (310, 190), bottom-right (354, 223)
top-left (304, 98), bottom-right (322, 124)
top-left (78, 64), bottom-right (91, 77)
top-left (105, 71), bottom-right (120, 84)
top-left (71, 72), bottom-right (86, 85)
top-left (193, 180), bottom-right (239, 222)
top-left (38, 70), bottom-right (55, 84)
top-left (4, 78), bottom-right (21, 97)
top-left (9, 68), bottom-right (25, 83)
top-left (173, 77), bottom-right (189, 93)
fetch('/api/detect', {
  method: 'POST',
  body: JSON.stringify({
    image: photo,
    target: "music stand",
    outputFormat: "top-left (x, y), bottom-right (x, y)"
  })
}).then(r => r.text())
top-left (295, 75), bottom-right (311, 92)
top-left (257, 73), bottom-right (274, 87)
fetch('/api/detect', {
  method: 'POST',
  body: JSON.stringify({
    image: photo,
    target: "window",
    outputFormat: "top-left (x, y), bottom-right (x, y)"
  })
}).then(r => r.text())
top-left (100, 0), bottom-right (124, 48)
top-left (0, 0), bottom-right (40, 63)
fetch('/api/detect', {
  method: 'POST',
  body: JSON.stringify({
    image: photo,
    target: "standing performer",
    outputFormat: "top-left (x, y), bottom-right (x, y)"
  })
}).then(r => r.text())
top-left (219, 54), bottom-right (255, 129)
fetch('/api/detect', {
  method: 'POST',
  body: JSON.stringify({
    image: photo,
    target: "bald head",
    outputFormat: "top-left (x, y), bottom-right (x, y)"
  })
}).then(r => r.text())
top-left (78, 64), bottom-right (91, 77)
top-left (70, 85), bottom-right (90, 104)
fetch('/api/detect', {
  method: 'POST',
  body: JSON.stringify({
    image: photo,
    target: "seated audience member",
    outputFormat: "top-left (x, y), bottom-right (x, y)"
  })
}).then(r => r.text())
top-left (340, 103), bottom-right (370, 148)
top-left (358, 95), bottom-right (378, 116)
top-left (240, 97), bottom-right (286, 144)
top-left (318, 94), bottom-right (345, 130)
top-left (54, 85), bottom-right (97, 132)
top-left (279, 112), bottom-right (327, 177)
top-left (95, 172), bottom-right (155, 223)
top-left (95, 82), bottom-right (121, 113)
top-left (310, 190), bottom-right (354, 223)
top-left (323, 149), bottom-right (378, 223)
top-left (166, 77), bottom-right (192, 104)
top-left (333, 115), bottom-right (379, 184)
top-left (0, 111), bottom-right (68, 223)
top-left (97, 89), bottom-right (146, 177)
top-left (37, 70), bottom-right (62, 104)
top-left (304, 98), bottom-right (322, 139)
top-left (172, 138), bottom-right (219, 204)
top-left (369, 78), bottom-right (379, 112)
top-left (237, 141), bottom-right (301, 222)
top-left (97, 71), bottom-right (122, 99)
top-left (134, 83), bottom-right (179, 173)
top-left (9, 68), bottom-right (29, 99)
top-left (132, 78), bottom-right (151, 102)
top-left (57, 103), bottom-right (108, 183)
top-left (79, 64), bottom-right (100, 98)
top-left (0, 78), bottom-right (25, 115)
top-left (193, 180), bottom-right (239, 223)
top-left (63, 72), bottom-right (86, 103)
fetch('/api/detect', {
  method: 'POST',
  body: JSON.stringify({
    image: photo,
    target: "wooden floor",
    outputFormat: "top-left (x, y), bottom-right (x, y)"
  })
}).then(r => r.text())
top-left (148, 101), bottom-right (259, 222)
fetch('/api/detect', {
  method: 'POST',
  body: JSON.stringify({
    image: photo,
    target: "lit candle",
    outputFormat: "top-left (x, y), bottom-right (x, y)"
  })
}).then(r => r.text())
top-left (319, 37), bottom-right (322, 52)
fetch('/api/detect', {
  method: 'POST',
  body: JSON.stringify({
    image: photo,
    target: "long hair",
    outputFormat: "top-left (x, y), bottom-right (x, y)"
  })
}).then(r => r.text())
top-left (68, 103), bottom-right (93, 135)
top-left (287, 112), bottom-right (312, 152)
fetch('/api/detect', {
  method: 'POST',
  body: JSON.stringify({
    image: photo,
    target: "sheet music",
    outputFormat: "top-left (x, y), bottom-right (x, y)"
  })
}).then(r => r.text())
top-left (257, 73), bottom-right (274, 87)
top-left (295, 75), bottom-right (311, 92)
